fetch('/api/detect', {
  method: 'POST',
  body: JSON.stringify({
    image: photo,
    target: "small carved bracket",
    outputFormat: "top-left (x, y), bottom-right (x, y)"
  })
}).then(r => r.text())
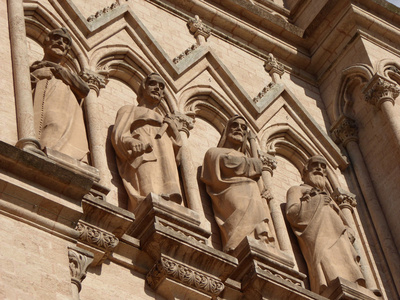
top-left (187, 15), bottom-right (211, 42)
top-left (363, 74), bottom-right (400, 108)
top-left (264, 54), bottom-right (285, 78)
top-left (68, 246), bottom-right (94, 292)
top-left (147, 256), bottom-right (225, 296)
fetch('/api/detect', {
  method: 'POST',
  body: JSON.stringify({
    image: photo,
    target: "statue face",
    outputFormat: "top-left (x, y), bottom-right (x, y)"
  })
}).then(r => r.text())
top-left (226, 118), bottom-right (247, 146)
top-left (44, 33), bottom-right (71, 60)
top-left (304, 158), bottom-right (327, 189)
top-left (144, 75), bottom-right (165, 104)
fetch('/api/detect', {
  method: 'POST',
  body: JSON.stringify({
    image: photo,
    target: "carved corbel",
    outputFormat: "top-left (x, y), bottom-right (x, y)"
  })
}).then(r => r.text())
top-left (363, 74), bottom-right (400, 108)
top-left (68, 246), bottom-right (94, 294)
top-left (187, 15), bottom-right (211, 44)
top-left (331, 115), bottom-right (359, 147)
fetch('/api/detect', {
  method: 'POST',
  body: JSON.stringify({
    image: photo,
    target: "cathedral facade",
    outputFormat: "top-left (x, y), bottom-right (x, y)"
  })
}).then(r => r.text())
top-left (1, 0), bottom-right (400, 299)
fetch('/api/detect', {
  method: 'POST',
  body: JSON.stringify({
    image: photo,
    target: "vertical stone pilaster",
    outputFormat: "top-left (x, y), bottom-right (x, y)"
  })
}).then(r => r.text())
top-left (331, 115), bottom-right (400, 292)
top-left (68, 246), bottom-right (94, 300)
top-left (81, 70), bottom-right (109, 184)
top-left (8, 0), bottom-right (42, 154)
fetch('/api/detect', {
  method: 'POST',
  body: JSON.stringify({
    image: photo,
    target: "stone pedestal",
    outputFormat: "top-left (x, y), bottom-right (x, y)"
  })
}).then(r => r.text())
top-left (230, 237), bottom-right (323, 300)
top-left (129, 193), bottom-right (238, 299)
top-left (321, 277), bottom-right (382, 300)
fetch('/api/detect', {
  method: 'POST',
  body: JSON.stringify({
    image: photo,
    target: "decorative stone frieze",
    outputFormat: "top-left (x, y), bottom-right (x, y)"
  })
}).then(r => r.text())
top-left (68, 246), bottom-right (94, 292)
top-left (87, 2), bottom-right (120, 22)
top-left (264, 53), bottom-right (285, 77)
top-left (76, 220), bottom-right (119, 251)
top-left (253, 82), bottom-right (276, 103)
top-left (81, 70), bottom-right (109, 96)
top-left (363, 74), bottom-right (400, 108)
top-left (147, 256), bottom-right (225, 297)
top-left (173, 44), bottom-right (198, 64)
top-left (332, 188), bottom-right (357, 212)
top-left (187, 15), bottom-right (211, 41)
top-left (331, 115), bottom-right (358, 147)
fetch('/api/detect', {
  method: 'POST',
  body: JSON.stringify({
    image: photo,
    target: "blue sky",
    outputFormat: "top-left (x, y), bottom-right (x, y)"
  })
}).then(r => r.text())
top-left (387, 0), bottom-right (400, 7)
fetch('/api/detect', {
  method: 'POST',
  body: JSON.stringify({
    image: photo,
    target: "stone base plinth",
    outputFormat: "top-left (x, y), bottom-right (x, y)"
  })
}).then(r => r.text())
top-left (322, 277), bottom-right (382, 300)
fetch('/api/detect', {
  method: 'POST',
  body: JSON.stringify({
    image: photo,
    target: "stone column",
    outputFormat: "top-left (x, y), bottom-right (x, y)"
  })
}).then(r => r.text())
top-left (258, 151), bottom-right (293, 254)
top-left (264, 53), bottom-right (285, 83)
top-left (331, 115), bottom-right (400, 292)
top-left (68, 246), bottom-right (94, 300)
top-left (81, 70), bottom-right (108, 184)
top-left (174, 112), bottom-right (208, 221)
top-left (332, 188), bottom-right (377, 290)
top-left (363, 74), bottom-right (400, 146)
top-left (8, 0), bottom-right (42, 154)
top-left (187, 15), bottom-right (211, 45)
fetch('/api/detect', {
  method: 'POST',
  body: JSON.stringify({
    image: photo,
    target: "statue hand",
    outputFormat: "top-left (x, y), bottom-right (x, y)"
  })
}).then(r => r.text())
top-left (323, 194), bottom-right (331, 205)
top-left (128, 141), bottom-right (152, 157)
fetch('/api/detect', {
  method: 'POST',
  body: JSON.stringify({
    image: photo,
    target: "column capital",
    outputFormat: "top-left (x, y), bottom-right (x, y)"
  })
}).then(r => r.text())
top-left (258, 150), bottom-right (277, 175)
top-left (187, 15), bottom-right (211, 41)
top-left (174, 112), bottom-right (195, 136)
top-left (68, 246), bottom-right (94, 292)
top-left (332, 187), bottom-right (357, 212)
top-left (81, 70), bottom-right (109, 96)
top-left (264, 54), bottom-right (285, 78)
top-left (330, 115), bottom-right (358, 147)
top-left (363, 74), bottom-right (400, 108)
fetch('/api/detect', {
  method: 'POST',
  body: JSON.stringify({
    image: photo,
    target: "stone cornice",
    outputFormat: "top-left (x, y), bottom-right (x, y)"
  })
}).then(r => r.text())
top-left (76, 220), bottom-right (119, 251)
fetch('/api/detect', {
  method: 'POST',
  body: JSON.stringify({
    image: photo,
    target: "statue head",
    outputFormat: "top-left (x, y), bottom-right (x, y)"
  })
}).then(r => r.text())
top-left (302, 155), bottom-right (328, 190)
top-left (218, 115), bottom-right (248, 153)
top-left (137, 73), bottom-right (165, 106)
top-left (43, 28), bottom-right (72, 62)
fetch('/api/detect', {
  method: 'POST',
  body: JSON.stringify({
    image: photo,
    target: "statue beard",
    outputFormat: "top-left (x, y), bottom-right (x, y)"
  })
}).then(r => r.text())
top-left (305, 173), bottom-right (326, 190)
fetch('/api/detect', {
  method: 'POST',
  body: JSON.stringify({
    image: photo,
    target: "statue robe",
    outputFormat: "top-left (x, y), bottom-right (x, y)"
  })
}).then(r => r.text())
top-left (286, 184), bottom-right (364, 294)
top-left (31, 61), bottom-right (90, 161)
top-left (201, 147), bottom-right (270, 252)
top-left (111, 105), bottom-right (182, 211)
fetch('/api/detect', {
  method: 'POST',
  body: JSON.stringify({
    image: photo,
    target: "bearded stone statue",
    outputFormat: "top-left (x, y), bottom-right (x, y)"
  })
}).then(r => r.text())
top-left (286, 155), bottom-right (365, 294)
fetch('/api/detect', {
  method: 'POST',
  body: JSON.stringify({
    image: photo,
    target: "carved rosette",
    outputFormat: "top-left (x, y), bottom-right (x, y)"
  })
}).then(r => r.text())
top-left (253, 82), bottom-right (276, 103)
top-left (173, 44), bottom-right (199, 64)
top-left (87, 2), bottom-right (120, 22)
top-left (331, 116), bottom-right (358, 147)
top-left (187, 15), bottom-right (211, 41)
top-left (75, 221), bottom-right (119, 251)
top-left (68, 247), bottom-right (94, 292)
top-left (147, 257), bottom-right (225, 296)
top-left (363, 75), bottom-right (400, 108)
top-left (332, 188), bottom-right (357, 212)
top-left (81, 70), bottom-right (109, 96)
top-left (174, 112), bottom-right (195, 136)
top-left (264, 54), bottom-right (284, 77)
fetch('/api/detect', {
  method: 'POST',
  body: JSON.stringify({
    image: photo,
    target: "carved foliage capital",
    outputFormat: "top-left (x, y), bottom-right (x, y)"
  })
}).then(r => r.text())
top-left (68, 247), bottom-right (94, 292)
top-left (332, 188), bottom-right (357, 211)
top-left (363, 75), bottom-right (400, 108)
top-left (173, 112), bottom-right (196, 136)
top-left (258, 150), bottom-right (277, 174)
top-left (147, 257), bottom-right (224, 296)
top-left (264, 54), bottom-right (284, 77)
top-left (331, 116), bottom-right (358, 147)
top-left (76, 221), bottom-right (119, 251)
top-left (81, 70), bottom-right (109, 96)
top-left (187, 15), bottom-right (211, 40)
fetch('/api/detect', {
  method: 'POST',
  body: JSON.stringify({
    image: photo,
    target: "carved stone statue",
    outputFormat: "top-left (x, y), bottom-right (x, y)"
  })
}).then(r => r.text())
top-left (286, 155), bottom-right (365, 294)
top-left (111, 73), bottom-right (182, 212)
top-left (201, 115), bottom-right (273, 253)
top-left (31, 28), bottom-right (90, 161)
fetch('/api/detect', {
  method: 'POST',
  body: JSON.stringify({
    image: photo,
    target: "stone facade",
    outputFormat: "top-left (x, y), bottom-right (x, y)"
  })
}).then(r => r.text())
top-left (1, 0), bottom-right (400, 299)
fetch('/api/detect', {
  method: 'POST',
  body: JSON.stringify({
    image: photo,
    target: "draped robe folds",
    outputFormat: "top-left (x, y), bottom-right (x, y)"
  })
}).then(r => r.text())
top-left (31, 61), bottom-right (90, 161)
top-left (111, 105), bottom-right (182, 212)
top-left (201, 147), bottom-right (271, 252)
top-left (286, 184), bottom-right (365, 294)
